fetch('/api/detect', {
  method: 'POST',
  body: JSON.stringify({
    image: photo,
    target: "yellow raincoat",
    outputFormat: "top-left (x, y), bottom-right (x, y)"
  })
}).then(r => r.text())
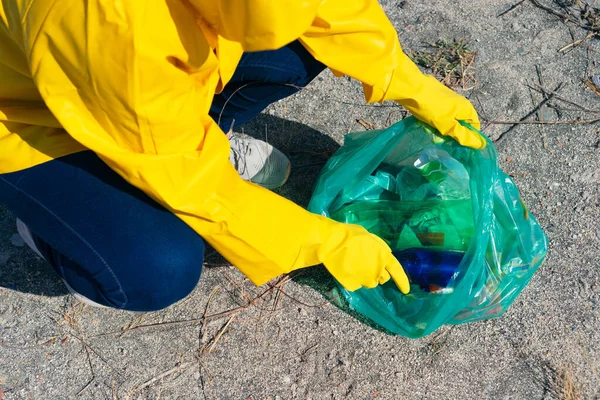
top-left (0, 0), bottom-right (482, 291)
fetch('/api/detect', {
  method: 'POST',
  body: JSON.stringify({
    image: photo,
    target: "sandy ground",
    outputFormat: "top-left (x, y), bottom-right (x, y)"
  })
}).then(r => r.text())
top-left (1, 0), bottom-right (599, 398)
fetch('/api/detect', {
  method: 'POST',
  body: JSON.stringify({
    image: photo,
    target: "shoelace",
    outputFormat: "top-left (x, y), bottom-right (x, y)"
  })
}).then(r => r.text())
top-left (229, 135), bottom-right (252, 176)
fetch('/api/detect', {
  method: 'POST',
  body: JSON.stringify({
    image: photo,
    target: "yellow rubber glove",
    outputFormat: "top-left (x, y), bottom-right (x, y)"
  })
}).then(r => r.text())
top-left (393, 71), bottom-right (486, 149)
top-left (306, 215), bottom-right (410, 294)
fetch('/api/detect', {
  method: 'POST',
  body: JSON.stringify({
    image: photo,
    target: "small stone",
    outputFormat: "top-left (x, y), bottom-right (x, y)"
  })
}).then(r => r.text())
top-left (332, 330), bottom-right (338, 336)
top-left (540, 108), bottom-right (556, 121)
top-left (10, 234), bottom-right (25, 247)
top-left (282, 375), bottom-right (291, 384)
top-left (0, 253), bottom-right (10, 267)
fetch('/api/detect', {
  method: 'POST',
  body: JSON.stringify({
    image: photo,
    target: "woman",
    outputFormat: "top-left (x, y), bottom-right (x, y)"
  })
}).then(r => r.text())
top-left (0, 1), bottom-right (485, 311)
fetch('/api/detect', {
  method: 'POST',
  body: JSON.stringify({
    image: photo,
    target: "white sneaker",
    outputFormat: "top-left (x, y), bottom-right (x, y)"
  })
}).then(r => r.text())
top-left (229, 134), bottom-right (291, 189)
top-left (16, 219), bottom-right (109, 309)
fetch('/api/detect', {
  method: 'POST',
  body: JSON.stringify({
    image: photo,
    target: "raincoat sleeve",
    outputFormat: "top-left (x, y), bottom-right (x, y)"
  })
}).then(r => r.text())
top-left (26, 1), bottom-right (340, 286)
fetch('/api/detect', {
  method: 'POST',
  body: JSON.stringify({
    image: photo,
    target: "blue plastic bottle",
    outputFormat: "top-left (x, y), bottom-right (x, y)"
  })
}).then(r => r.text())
top-left (392, 248), bottom-right (464, 293)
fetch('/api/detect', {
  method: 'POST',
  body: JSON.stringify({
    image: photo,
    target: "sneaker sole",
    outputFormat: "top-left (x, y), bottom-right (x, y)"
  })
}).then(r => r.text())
top-left (255, 162), bottom-right (291, 190)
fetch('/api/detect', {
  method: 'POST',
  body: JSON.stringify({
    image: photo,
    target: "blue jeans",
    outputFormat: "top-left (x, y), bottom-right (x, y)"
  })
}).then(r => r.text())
top-left (0, 41), bottom-right (326, 311)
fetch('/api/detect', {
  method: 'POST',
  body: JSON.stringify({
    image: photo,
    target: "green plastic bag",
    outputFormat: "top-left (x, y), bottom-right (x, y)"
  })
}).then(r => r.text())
top-left (308, 116), bottom-right (547, 338)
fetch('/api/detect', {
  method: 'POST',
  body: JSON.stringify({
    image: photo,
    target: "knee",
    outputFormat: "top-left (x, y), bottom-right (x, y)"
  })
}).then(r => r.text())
top-left (121, 237), bottom-right (205, 312)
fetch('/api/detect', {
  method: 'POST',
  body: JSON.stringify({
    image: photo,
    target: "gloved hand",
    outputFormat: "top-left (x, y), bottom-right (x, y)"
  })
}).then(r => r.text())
top-left (398, 74), bottom-right (486, 149)
top-left (376, 53), bottom-right (486, 150)
top-left (308, 215), bottom-right (410, 294)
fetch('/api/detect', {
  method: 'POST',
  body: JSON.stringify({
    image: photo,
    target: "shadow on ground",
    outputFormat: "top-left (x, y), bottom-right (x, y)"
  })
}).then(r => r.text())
top-left (208, 114), bottom-right (394, 334)
top-left (240, 113), bottom-right (341, 207)
top-left (1, 114), bottom-right (339, 299)
top-left (204, 113), bottom-right (341, 267)
top-left (0, 251), bottom-right (68, 297)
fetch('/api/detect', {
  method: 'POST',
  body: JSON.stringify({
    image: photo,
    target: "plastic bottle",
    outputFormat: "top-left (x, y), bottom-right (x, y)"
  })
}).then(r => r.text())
top-left (392, 248), bottom-right (464, 293)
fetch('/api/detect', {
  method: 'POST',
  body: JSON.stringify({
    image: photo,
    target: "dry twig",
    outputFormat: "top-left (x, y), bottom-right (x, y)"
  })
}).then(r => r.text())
top-left (529, 83), bottom-right (600, 112)
top-left (120, 313), bottom-right (155, 338)
top-left (200, 286), bottom-right (221, 354)
top-left (559, 31), bottom-right (598, 52)
top-left (129, 362), bottom-right (194, 395)
top-left (70, 333), bottom-right (125, 378)
top-left (428, 326), bottom-right (454, 359)
top-left (76, 347), bottom-right (96, 396)
top-left (545, 363), bottom-right (585, 400)
top-left (357, 119), bottom-right (376, 130)
top-left (93, 276), bottom-right (291, 337)
top-left (271, 287), bottom-right (328, 309)
top-left (498, 0), bottom-right (527, 17)
top-left (51, 301), bottom-right (85, 331)
top-left (584, 78), bottom-right (600, 96)
top-left (530, 0), bottom-right (600, 31)
top-left (204, 275), bottom-right (291, 322)
top-left (206, 315), bottom-right (236, 353)
top-left (535, 65), bottom-right (549, 148)
top-left (488, 118), bottom-right (600, 125)
top-left (530, 0), bottom-right (579, 22)
top-left (298, 343), bottom-right (319, 361)
top-left (495, 82), bottom-right (565, 144)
